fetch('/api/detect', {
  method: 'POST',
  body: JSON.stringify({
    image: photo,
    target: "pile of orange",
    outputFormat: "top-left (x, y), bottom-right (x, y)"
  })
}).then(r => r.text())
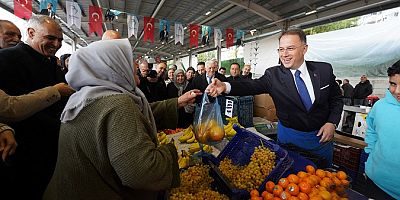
top-left (250, 165), bottom-right (350, 200)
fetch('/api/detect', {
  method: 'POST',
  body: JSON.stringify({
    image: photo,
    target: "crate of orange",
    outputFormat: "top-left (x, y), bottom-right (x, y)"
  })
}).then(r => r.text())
top-left (251, 164), bottom-right (352, 200)
top-left (213, 125), bottom-right (293, 199)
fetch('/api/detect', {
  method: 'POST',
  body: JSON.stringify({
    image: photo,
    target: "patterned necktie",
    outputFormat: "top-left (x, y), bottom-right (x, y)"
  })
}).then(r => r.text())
top-left (295, 70), bottom-right (312, 111)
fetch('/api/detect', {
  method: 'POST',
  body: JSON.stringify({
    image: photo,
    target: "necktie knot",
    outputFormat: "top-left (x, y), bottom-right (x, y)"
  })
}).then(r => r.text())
top-left (295, 70), bottom-right (301, 77)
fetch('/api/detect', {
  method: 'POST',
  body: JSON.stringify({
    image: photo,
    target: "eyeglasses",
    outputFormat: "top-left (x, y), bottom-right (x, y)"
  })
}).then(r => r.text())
top-left (277, 45), bottom-right (306, 53)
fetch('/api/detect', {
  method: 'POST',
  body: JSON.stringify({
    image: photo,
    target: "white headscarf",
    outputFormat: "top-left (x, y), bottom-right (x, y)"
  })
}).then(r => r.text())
top-left (173, 69), bottom-right (188, 96)
top-left (61, 39), bottom-right (156, 133)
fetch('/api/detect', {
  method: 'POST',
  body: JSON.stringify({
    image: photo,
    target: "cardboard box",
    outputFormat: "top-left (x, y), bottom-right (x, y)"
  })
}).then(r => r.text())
top-left (253, 94), bottom-right (278, 122)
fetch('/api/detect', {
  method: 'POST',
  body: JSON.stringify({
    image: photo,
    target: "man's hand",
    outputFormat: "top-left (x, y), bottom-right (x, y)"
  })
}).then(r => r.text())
top-left (177, 89), bottom-right (202, 108)
top-left (317, 122), bottom-right (336, 143)
top-left (206, 78), bottom-right (226, 97)
top-left (53, 83), bottom-right (75, 96)
top-left (0, 130), bottom-right (17, 161)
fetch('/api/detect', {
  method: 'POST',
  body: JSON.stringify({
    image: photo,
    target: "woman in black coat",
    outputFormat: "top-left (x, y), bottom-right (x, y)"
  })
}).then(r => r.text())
top-left (167, 69), bottom-right (193, 128)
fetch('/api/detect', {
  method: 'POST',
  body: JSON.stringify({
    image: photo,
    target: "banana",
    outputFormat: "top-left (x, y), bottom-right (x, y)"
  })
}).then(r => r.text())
top-left (186, 134), bottom-right (196, 143)
top-left (226, 128), bottom-right (237, 137)
top-left (160, 137), bottom-right (168, 144)
top-left (224, 124), bottom-right (233, 133)
top-left (158, 133), bottom-right (167, 141)
top-left (203, 145), bottom-right (213, 153)
top-left (188, 143), bottom-right (201, 154)
top-left (178, 129), bottom-right (193, 142)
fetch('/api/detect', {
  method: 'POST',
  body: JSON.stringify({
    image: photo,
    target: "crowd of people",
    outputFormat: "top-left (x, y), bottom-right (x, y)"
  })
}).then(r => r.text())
top-left (0, 14), bottom-right (398, 200)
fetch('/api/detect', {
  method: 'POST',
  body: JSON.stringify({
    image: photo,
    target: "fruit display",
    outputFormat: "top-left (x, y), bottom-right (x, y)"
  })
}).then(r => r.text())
top-left (169, 164), bottom-right (229, 200)
top-left (218, 146), bottom-right (276, 192)
top-left (251, 165), bottom-right (351, 200)
top-left (194, 119), bottom-right (225, 144)
top-left (178, 125), bottom-right (197, 143)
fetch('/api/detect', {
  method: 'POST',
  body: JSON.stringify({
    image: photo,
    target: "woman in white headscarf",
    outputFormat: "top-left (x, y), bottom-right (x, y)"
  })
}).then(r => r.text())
top-left (44, 39), bottom-right (200, 200)
top-left (166, 69), bottom-right (193, 128)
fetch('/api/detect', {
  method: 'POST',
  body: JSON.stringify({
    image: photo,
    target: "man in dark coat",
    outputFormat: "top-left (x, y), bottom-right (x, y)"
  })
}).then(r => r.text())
top-left (207, 29), bottom-right (343, 167)
top-left (0, 15), bottom-right (69, 199)
top-left (352, 75), bottom-right (373, 106)
top-left (342, 79), bottom-right (354, 105)
top-left (186, 60), bottom-right (227, 103)
top-left (226, 62), bottom-right (242, 82)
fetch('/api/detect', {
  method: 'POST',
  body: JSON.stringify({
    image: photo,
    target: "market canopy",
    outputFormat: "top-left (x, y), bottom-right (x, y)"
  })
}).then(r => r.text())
top-left (0, 0), bottom-right (399, 59)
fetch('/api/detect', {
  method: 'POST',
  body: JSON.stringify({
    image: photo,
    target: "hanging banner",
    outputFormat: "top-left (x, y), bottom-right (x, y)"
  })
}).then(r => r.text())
top-left (159, 19), bottom-right (169, 43)
top-left (189, 24), bottom-right (199, 48)
top-left (201, 25), bottom-right (212, 46)
top-left (66, 1), bottom-right (81, 29)
top-left (127, 14), bottom-right (138, 38)
top-left (214, 28), bottom-right (222, 48)
top-left (89, 5), bottom-right (103, 36)
top-left (39, 0), bottom-right (57, 13)
top-left (14, 0), bottom-right (32, 20)
top-left (143, 16), bottom-right (155, 43)
top-left (226, 28), bottom-right (234, 48)
top-left (236, 29), bottom-right (244, 46)
top-left (174, 22), bottom-right (184, 45)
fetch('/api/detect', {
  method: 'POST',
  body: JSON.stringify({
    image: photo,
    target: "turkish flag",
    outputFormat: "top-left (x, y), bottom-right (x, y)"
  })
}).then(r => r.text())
top-left (89, 5), bottom-right (103, 36)
top-left (14, 0), bottom-right (32, 20)
top-left (189, 24), bottom-right (199, 48)
top-left (144, 17), bottom-right (155, 43)
top-left (226, 28), bottom-right (234, 48)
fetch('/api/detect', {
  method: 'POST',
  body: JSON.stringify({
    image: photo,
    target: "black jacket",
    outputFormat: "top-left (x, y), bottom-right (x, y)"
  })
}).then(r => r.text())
top-left (138, 76), bottom-right (167, 103)
top-left (342, 83), bottom-right (354, 98)
top-left (166, 82), bottom-right (193, 128)
top-left (352, 80), bottom-right (373, 99)
top-left (0, 43), bottom-right (68, 198)
top-left (230, 61), bottom-right (343, 132)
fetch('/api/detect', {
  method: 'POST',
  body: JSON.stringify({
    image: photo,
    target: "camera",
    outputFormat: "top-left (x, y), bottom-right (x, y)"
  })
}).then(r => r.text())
top-left (148, 70), bottom-right (158, 78)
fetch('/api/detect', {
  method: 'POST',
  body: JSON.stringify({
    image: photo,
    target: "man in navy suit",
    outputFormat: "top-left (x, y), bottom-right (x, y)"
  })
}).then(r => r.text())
top-left (187, 60), bottom-right (227, 103)
top-left (207, 29), bottom-right (343, 167)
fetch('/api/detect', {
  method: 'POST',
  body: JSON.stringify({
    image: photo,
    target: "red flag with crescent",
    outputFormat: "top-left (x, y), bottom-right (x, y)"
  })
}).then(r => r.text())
top-left (89, 5), bottom-right (103, 36)
top-left (189, 24), bottom-right (199, 48)
top-left (144, 16), bottom-right (155, 43)
top-left (226, 28), bottom-right (234, 48)
top-left (14, 0), bottom-right (32, 20)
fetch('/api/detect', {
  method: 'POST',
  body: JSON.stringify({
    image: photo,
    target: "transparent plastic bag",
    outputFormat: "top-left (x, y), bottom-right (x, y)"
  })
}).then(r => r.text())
top-left (193, 94), bottom-right (225, 145)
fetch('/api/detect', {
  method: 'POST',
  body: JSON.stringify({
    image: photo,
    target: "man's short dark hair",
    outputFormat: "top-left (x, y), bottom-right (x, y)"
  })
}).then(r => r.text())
top-left (388, 60), bottom-right (400, 77)
top-left (219, 67), bottom-right (226, 71)
top-left (279, 28), bottom-right (307, 44)
top-left (231, 63), bottom-right (240, 69)
top-left (197, 62), bottom-right (205, 66)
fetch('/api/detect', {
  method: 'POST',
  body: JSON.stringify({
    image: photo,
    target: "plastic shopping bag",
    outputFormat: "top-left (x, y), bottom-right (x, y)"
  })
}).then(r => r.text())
top-left (193, 94), bottom-right (225, 144)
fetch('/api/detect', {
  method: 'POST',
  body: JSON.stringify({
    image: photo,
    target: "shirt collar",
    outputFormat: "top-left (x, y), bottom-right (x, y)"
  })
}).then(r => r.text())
top-left (290, 60), bottom-right (307, 76)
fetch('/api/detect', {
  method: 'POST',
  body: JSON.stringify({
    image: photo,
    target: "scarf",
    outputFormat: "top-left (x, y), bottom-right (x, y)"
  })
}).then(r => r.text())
top-left (60, 39), bottom-right (156, 133)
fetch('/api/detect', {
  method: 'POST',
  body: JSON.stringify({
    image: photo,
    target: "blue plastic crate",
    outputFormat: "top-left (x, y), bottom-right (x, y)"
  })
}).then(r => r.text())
top-left (225, 96), bottom-right (254, 128)
top-left (358, 149), bottom-right (369, 174)
top-left (214, 125), bottom-right (293, 198)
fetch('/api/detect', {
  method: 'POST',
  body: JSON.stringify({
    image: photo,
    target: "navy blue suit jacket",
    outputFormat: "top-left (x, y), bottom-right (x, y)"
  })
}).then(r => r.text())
top-left (230, 61), bottom-right (343, 132)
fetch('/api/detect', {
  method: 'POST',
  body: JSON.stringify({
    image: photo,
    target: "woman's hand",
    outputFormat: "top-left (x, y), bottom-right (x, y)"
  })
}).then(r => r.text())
top-left (177, 89), bottom-right (202, 108)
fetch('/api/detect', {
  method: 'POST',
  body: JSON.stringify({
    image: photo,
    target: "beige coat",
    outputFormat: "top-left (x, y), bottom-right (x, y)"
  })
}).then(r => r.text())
top-left (0, 87), bottom-right (60, 123)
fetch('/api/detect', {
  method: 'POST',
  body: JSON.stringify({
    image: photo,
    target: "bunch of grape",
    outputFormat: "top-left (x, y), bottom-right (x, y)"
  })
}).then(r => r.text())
top-left (218, 146), bottom-right (276, 191)
top-left (169, 164), bottom-right (229, 200)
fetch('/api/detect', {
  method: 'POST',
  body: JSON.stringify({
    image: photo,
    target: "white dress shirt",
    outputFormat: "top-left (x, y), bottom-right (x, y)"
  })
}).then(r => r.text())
top-left (290, 61), bottom-right (315, 103)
